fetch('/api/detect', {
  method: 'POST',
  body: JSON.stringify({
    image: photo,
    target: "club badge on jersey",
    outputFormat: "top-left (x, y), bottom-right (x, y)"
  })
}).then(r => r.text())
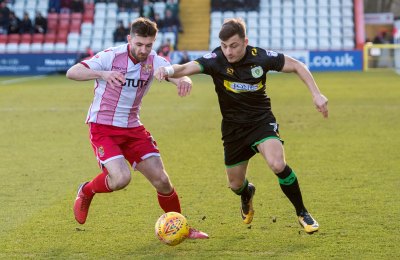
top-left (251, 66), bottom-right (263, 78)
top-left (97, 146), bottom-right (105, 157)
top-left (141, 64), bottom-right (153, 76)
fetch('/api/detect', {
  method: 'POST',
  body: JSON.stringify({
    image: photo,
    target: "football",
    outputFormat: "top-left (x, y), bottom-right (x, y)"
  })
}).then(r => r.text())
top-left (155, 212), bottom-right (190, 246)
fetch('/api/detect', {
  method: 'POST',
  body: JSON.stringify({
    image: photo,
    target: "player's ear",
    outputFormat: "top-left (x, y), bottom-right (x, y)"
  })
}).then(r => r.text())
top-left (244, 38), bottom-right (249, 46)
top-left (127, 34), bottom-right (131, 42)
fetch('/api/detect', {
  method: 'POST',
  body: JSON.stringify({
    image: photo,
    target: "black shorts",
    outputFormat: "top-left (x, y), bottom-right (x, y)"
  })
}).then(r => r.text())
top-left (222, 120), bottom-right (283, 167)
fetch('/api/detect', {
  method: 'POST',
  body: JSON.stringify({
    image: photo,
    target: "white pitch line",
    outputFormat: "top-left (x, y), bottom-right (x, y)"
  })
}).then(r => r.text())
top-left (0, 75), bottom-right (47, 85)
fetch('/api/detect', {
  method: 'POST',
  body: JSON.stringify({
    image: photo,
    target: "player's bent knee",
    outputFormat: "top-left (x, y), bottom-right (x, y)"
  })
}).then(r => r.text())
top-left (268, 161), bottom-right (286, 174)
top-left (153, 172), bottom-right (172, 190)
top-left (228, 178), bottom-right (245, 191)
top-left (109, 172), bottom-right (131, 190)
top-left (119, 173), bottom-right (131, 187)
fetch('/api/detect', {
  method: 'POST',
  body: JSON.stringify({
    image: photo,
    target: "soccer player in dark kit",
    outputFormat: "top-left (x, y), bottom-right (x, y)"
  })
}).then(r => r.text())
top-left (155, 18), bottom-right (328, 234)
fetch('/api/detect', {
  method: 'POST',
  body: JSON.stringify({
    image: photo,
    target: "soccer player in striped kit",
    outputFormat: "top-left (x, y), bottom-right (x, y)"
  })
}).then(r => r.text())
top-left (66, 17), bottom-right (208, 239)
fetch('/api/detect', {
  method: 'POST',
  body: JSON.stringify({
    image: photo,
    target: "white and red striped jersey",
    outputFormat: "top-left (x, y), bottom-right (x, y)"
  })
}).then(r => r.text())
top-left (81, 44), bottom-right (171, 128)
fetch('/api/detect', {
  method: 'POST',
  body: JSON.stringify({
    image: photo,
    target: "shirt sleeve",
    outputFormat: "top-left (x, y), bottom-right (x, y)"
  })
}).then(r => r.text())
top-left (153, 55), bottom-right (171, 70)
top-left (195, 52), bottom-right (218, 75)
top-left (263, 49), bottom-right (285, 72)
top-left (80, 49), bottom-right (114, 71)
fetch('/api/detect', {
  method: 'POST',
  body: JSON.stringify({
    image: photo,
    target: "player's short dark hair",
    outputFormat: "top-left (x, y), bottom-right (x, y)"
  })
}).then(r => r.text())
top-left (219, 18), bottom-right (246, 41)
top-left (130, 17), bottom-right (158, 37)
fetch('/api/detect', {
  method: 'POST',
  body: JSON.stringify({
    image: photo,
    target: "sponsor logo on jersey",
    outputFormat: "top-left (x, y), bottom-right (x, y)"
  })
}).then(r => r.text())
top-left (226, 67), bottom-right (234, 75)
top-left (112, 65), bottom-right (127, 72)
top-left (203, 52), bottom-right (217, 59)
top-left (251, 48), bottom-right (258, 56)
top-left (123, 78), bottom-right (149, 88)
top-left (266, 50), bottom-right (278, 57)
top-left (251, 66), bottom-right (263, 78)
top-left (223, 80), bottom-right (263, 93)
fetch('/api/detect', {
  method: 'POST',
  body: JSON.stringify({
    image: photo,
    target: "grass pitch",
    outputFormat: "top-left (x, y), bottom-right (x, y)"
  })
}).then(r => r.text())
top-left (0, 71), bottom-right (399, 259)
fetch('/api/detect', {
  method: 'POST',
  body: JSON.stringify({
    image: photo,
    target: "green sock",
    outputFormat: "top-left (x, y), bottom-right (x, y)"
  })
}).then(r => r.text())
top-left (232, 179), bottom-right (249, 196)
top-left (277, 165), bottom-right (307, 215)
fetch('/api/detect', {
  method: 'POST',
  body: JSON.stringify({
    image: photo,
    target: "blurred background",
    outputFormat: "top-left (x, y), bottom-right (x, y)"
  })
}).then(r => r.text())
top-left (0, 0), bottom-right (399, 75)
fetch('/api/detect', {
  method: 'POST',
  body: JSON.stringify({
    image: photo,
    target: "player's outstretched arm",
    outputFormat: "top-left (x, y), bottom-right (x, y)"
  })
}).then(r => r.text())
top-left (154, 61), bottom-right (201, 81)
top-left (281, 55), bottom-right (329, 118)
top-left (66, 63), bottom-right (126, 88)
top-left (66, 63), bottom-right (102, 81)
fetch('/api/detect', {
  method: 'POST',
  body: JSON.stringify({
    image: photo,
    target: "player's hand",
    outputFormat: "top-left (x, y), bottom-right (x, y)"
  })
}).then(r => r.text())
top-left (154, 67), bottom-right (168, 82)
top-left (313, 94), bottom-right (328, 118)
top-left (177, 78), bottom-right (192, 97)
top-left (101, 71), bottom-right (125, 88)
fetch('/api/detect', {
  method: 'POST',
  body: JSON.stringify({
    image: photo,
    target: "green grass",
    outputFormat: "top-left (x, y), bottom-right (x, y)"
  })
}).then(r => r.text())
top-left (0, 71), bottom-right (399, 259)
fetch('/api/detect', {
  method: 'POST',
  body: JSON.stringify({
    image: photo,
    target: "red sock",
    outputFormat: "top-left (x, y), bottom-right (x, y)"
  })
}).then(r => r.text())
top-left (83, 172), bottom-right (112, 195)
top-left (157, 188), bottom-right (181, 213)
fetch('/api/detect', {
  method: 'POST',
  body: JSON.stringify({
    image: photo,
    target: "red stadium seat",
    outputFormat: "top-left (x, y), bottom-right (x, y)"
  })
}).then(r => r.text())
top-left (47, 18), bottom-right (58, 32)
top-left (44, 33), bottom-right (57, 43)
top-left (0, 34), bottom-right (7, 44)
top-left (20, 33), bottom-right (32, 43)
top-left (47, 13), bottom-right (59, 21)
top-left (59, 13), bottom-right (71, 21)
top-left (32, 33), bottom-right (44, 43)
top-left (57, 30), bottom-right (68, 43)
top-left (47, 12), bottom-right (59, 34)
top-left (70, 19), bottom-right (81, 33)
top-left (83, 10), bottom-right (94, 23)
top-left (58, 19), bottom-right (70, 30)
top-left (8, 34), bottom-right (20, 43)
top-left (46, 28), bottom-right (57, 34)
top-left (71, 12), bottom-right (82, 22)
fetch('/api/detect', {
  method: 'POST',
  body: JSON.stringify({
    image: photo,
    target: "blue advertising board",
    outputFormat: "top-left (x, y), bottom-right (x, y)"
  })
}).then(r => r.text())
top-left (0, 54), bottom-right (78, 76)
top-left (309, 50), bottom-right (363, 71)
top-left (0, 51), bottom-right (363, 76)
top-left (170, 50), bottom-right (363, 72)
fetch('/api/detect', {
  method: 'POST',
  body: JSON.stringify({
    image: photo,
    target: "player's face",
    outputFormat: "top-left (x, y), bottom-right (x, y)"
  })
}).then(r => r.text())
top-left (220, 34), bottom-right (248, 63)
top-left (127, 34), bottom-right (155, 61)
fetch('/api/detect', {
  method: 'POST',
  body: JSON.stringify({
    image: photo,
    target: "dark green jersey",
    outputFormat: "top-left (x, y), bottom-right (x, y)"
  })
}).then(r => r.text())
top-left (195, 46), bottom-right (285, 124)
